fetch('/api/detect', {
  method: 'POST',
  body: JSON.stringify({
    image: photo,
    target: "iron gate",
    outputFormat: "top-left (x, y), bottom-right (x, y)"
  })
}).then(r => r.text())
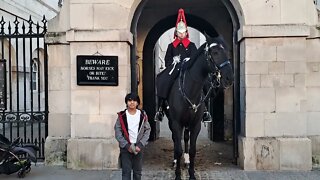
top-left (0, 15), bottom-right (48, 160)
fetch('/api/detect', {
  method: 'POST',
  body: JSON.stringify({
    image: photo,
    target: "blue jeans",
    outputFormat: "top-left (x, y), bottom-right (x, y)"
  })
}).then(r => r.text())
top-left (120, 148), bottom-right (143, 180)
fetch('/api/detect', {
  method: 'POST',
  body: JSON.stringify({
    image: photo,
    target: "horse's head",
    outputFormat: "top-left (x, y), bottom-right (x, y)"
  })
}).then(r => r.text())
top-left (204, 34), bottom-right (234, 88)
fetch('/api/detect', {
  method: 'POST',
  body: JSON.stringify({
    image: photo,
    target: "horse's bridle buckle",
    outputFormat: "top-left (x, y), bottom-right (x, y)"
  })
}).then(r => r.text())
top-left (192, 104), bottom-right (197, 112)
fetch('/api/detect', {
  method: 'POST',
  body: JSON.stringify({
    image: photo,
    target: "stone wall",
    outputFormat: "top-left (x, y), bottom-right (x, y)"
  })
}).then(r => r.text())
top-left (239, 137), bottom-right (312, 170)
top-left (45, 0), bottom-right (134, 169)
top-left (237, 0), bottom-right (320, 169)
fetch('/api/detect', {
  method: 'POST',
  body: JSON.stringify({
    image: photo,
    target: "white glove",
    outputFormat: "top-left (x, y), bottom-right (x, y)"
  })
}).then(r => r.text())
top-left (184, 57), bottom-right (190, 62)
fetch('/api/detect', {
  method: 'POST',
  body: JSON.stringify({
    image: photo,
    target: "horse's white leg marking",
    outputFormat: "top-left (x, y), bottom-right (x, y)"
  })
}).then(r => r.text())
top-left (184, 153), bottom-right (190, 164)
top-left (172, 159), bottom-right (177, 168)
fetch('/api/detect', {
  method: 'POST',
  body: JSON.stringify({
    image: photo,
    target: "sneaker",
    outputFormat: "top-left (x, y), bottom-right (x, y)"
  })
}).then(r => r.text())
top-left (202, 111), bottom-right (212, 123)
top-left (154, 111), bottom-right (164, 122)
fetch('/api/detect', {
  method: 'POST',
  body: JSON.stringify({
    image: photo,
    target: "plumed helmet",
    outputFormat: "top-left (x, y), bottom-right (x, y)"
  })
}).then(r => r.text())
top-left (175, 8), bottom-right (189, 37)
top-left (125, 93), bottom-right (140, 104)
top-left (176, 20), bottom-right (187, 33)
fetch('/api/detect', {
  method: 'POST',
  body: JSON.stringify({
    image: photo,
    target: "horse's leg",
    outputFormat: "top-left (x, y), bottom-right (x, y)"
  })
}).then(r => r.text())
top-left (168, 117), bottom-right (178, 168)
top-left (174, 136), bottom-right (183, 180)
top-left (184, 128), bottom-right (190, 168)
top-left (172, 123), bottom-right (183, 180)
top-left (188, 123), bottom-right (201, 180)
top-left (172, 133), bottom-right (177, 168)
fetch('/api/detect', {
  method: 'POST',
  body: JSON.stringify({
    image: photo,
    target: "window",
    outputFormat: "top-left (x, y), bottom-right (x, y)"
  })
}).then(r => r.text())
top-left (315, 0), bottom-right (320, 9)
top-left (32, 59), bottom-right (38, 91)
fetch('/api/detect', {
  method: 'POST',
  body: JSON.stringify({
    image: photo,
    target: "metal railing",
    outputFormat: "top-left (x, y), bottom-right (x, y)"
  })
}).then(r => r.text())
top-left (0, 15), bottom-right (48, 160)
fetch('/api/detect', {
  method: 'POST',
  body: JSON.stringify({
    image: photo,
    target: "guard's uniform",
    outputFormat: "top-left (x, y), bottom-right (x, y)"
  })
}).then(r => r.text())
top-left (156, 9), bottom-right (197, 99)
top-left (156, 39), bottom-right (197, 99)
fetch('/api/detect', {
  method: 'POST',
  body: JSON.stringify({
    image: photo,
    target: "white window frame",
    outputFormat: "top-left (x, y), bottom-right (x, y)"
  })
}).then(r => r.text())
top-left (32, 59), bottom-right (38, 92)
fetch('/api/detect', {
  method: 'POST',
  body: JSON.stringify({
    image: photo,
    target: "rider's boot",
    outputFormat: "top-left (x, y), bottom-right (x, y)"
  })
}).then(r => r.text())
top-left (154, 107), bottom-right (164, 122)
top-left (202, 110), bottom-right (212, 123)
top-left (155, 99), bottom-right (165, 122)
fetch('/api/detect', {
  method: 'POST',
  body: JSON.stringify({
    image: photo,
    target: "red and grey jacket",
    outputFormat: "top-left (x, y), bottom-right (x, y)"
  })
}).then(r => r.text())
top-left (114, 109), bottom-right (151, 150)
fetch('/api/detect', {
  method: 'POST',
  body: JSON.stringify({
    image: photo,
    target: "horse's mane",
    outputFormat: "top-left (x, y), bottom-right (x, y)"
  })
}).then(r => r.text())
top-left (193, 43), bottom-right (207, 60)
top-left (211, 36), bottom-right (229, 51)
top-left (183, 43), bottom-right (206, 70)
top-left (184, 36), bottom-right (228, 70)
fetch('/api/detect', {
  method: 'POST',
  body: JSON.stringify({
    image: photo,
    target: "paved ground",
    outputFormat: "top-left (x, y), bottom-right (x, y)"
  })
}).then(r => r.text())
top-left (2, 117), bottom-right (320, 179)
top-left (145, 117), bottom-right (233, 171)
top-left (1, 164), bottom-right (320, 180)
top-left (143, 137), bottom-right (234, 171)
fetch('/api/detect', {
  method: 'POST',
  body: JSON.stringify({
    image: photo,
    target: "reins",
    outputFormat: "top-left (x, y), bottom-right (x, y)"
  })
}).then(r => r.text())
top-left (178, 43), bottom-right (221, 112)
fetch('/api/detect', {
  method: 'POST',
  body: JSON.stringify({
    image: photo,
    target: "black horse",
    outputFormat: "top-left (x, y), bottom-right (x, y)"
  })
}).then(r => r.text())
top-left (165, 34), bottom-right (234, 180)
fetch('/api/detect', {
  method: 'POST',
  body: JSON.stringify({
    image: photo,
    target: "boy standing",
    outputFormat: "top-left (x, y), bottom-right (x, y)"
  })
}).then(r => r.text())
top-left (114, 93), bottom-right (151, 180)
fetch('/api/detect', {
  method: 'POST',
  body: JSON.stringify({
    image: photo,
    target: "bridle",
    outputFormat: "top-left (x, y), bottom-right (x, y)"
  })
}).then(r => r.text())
top-left (204, 42), bottom-right (231, 72)
top-left (178, 41), bottom-right (230, 112)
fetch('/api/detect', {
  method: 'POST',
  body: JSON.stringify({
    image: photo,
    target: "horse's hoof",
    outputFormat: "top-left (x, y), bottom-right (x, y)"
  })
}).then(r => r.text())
top-left (189, 175), bottom-right (196, 180)
top-left (172, 160), bottom-right (177, 168)
top-left (172, 163), bottom-right (177, 169)
top-left (175, 177), bottom-right (181, 180)
top-left (185, 163), bottom-right (190, 169)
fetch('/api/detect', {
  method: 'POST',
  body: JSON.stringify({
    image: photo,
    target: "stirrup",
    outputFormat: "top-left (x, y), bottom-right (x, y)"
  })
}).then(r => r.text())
top-left (202, 111), bottom-right (212, 123)
top-left (154, 111), bottom-right (164, 122)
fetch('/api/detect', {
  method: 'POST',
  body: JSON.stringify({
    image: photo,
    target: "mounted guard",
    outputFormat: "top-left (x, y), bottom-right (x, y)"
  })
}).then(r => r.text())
top-left (155, 8), bottom-right (212, 123)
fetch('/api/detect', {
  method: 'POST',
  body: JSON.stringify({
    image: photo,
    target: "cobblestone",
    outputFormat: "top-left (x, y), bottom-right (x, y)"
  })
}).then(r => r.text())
top-left (1, 164), bottom-right (319, 180)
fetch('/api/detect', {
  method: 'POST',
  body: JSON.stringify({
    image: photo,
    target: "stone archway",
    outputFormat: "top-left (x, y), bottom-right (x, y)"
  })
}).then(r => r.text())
top-left (131, 0), bottom-right (241, 164)
top-left (142, 15), bottom-right (219, 141)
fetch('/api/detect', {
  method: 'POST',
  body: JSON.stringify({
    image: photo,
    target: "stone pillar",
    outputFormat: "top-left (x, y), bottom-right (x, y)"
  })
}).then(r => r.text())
top-left (238, 24), bottom-right (314, 170)
top-left (234, 0), bottom-right (320, 170)
top-left (45, 35), bottom-right (71, 165)
top-left (44, 0), bottom-right (72, 167)
top-left (66, 32), bottom-right (132, 169)
top-left (45, 0), bottom-right (134, 169)
top-left (306, 26), bottom-right (320, 168)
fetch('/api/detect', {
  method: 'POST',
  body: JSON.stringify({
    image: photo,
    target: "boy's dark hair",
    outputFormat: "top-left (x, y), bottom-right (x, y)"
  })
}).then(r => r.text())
top-left (125, 93), bottom-right (140, 104)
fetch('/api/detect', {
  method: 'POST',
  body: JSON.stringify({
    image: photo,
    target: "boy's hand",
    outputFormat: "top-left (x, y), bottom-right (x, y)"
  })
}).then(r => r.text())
top-left (128, 147), bottom-right (133, 153)
top-left (130, 144), bottom-right (137, 154)
top-left (135, 146), bottom-right (141, 153)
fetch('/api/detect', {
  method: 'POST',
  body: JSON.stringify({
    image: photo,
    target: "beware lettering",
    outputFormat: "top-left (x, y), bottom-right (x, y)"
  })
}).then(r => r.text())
top-left (77, 55), bottom-right (118, 86)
